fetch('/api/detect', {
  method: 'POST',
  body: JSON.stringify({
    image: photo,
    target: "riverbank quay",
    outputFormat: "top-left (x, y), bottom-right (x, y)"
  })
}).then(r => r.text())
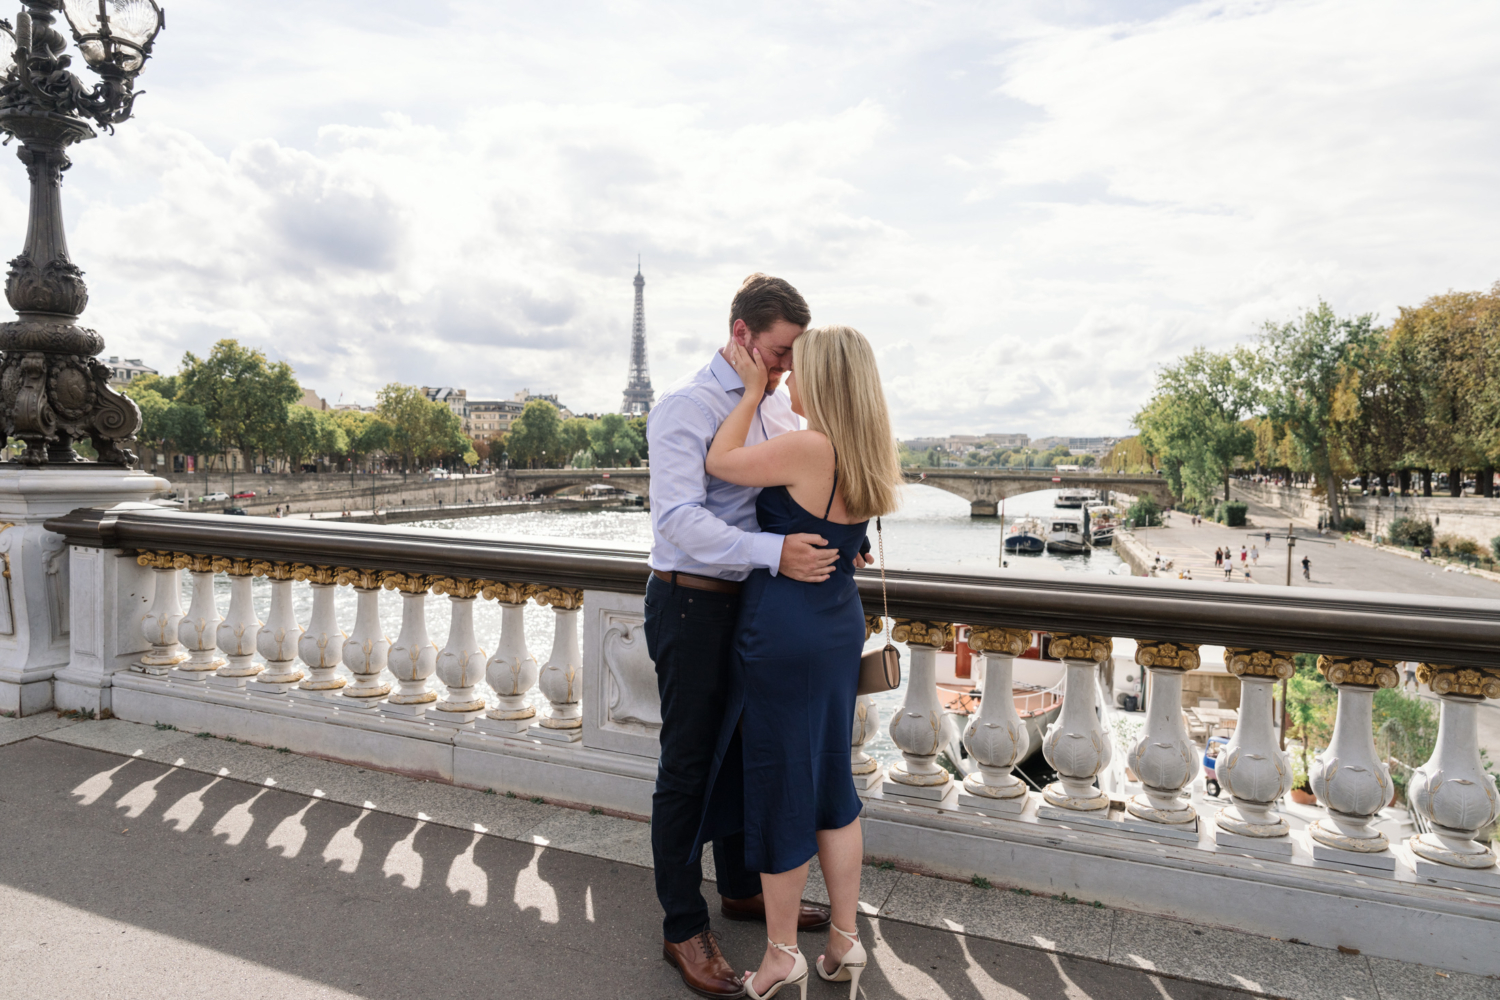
top-left (2, 714), bottom-right (1486, 1000)
top-left (1113, 514), bottom-right (1500, 599)
top-left (1234, 481), bottom-right (1500, 552)
top-left (180, 473), bottom-right (503, 517)
top-left (307, 497), bottom-right (637, 525)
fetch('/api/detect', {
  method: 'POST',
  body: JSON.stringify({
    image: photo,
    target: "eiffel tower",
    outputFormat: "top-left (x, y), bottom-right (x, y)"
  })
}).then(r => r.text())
top-left (621, 260), bottom-right (655, 416)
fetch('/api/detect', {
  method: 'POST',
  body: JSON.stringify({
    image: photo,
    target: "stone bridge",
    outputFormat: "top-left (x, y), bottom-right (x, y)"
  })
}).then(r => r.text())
top-left (902, 468), bottom-right (1174, 515)
top-left (502, 466), bottom-right (1172, 516)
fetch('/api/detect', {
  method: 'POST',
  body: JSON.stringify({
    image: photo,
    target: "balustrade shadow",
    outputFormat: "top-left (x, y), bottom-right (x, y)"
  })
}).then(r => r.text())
top-left (0, 736), bottom-right (1257, 1000)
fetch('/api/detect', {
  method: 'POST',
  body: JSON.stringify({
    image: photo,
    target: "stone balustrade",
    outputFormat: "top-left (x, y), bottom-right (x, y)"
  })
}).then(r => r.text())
top-left (27, 505), bottom-right (1500, 977)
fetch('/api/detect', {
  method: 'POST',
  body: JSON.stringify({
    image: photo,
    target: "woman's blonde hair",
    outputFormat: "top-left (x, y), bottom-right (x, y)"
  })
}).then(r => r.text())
top-left (792, 325), bottom-right (903, 521)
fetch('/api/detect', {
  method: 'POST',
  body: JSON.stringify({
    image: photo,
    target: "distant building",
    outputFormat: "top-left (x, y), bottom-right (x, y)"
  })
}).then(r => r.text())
top-left (104, 356), bottom-right (157, 388)
top-left (985, 433), bottom-right (1029, 449)
top-left (514, 388), bottom-right (573, 420)
top-left (422, 386), bottom-right (468, 418)
top-left (1068, 436), bottom-right (1121, 458)
top-left (466, 399), bottom-right (523, 443)
top-left (298, 387), bottom-right (329, 410)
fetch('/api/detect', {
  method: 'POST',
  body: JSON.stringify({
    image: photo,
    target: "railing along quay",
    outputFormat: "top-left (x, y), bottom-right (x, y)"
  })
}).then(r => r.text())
top-left (39, 505), bottom-right (1500, 977)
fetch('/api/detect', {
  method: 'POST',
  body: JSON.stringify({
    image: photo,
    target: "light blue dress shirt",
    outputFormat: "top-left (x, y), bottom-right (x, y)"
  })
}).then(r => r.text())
top-left (647, 351), bottom-right (801, 581)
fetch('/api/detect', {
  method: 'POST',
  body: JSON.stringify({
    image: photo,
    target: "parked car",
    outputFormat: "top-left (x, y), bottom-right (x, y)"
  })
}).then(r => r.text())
top-left (223, 506), bottom-right (249, 516)
top-left (232, 491), bottom-right (256, 499)
top-left (151, 498), bottom-right (185, 508)
top-left (428, 468), bottom-right (450, 480)
top-left (200, 492), bottom-right (229, 502)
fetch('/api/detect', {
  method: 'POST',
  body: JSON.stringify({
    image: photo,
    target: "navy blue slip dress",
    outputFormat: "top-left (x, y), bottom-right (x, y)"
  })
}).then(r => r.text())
top-left (692, 458), bottom-right (869, 875)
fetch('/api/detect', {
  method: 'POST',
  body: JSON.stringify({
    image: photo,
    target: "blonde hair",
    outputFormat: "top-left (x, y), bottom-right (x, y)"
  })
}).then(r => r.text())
top-left (792, 325), bottom-right (903, 521)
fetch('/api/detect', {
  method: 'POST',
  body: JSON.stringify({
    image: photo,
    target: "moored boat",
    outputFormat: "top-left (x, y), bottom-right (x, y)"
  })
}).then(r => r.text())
top-left (1084, 503), bottom-right (1118, 545)
top-left (1003, 516), bottom-right (1046, 553)
top-left (1046, 516), bottom-right (1087, 553)
top-left (1054, 488), bottom-right (1091, 508)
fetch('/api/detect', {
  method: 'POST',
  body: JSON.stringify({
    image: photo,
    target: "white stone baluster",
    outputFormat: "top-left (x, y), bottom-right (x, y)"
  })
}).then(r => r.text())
top-left (1308, 656), bottom-right (1399, 866)
top-left (251, 561), bottom-right (305, 694)
top-left (429, 577), bottom-right (488, 725)
top-left (134, 551), bottom-right (187, 674)
top-left (1407, 664), bottom-right (1500, 880)
top-left (851, 695), bottom-right (882, 791)
top-left (1216, 649), bottom-right (1295, 850)
top-left (336, 568), bottom-right (390, 707)
top-left (172, 554), bottom-right (224, 681)
top-left (290, 564), bottom-right (345, 700)
top-left (381, 572), bottom-right (437, 716)
top-left (210, 558), bottom-right (262, 688)
top-left (1041, 633), bottom-right (1113, 813)
top-left (529, 586), bottom-right (583, 742)
top-left (884, 619), bottom-right (955, 804)
top-left (957, 626), bottom-right (1032, 815)
top-left (476, 582), bottom-right (539, 735)
top-left (1125, 641), bottom-right (1200, 827)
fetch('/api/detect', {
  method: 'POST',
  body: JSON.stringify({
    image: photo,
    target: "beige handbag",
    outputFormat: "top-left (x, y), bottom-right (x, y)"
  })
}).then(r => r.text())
top-left (858, 517), bottom-right (901, 696)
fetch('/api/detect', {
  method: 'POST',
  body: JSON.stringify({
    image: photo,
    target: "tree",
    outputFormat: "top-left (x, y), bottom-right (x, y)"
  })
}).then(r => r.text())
top-left (507, 400), bottom-right (563, 468)
top-left (331, 409), bottom-right (394, 471)
top-left (628, 415), bottom-right (649, 464)
top-left (376, 384), bottom-right (433, 471)
top-left (1255, 303), bottom-right (1382, 528)
top-left (1134, 347), bottom-right (1257, 507)
top-left (177, 340), bottom-right (300, 472)
top-left (277, 406), bottom-right (348, 471)
top-left (588, 413), bottom-right (645, 467)
top-left (122, 380), bottom-right (215, 463)
top-left (561, 417), bottom-right (594, 466)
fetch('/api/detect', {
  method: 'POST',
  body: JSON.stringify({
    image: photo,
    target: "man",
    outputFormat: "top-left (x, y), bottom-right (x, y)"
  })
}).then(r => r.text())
top-left (646, 273), bottom-right (853, 998)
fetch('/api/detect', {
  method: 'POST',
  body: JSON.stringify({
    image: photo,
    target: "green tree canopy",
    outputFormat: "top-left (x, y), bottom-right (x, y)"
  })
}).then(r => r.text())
top-left (1133, 347), bottom-right (1257, 506)
top-left (177, 340), bottom-right (300, 469)
top-left (588, 413), bottom-right (645, 467)
top-left (507, 400), bottom-right (563, 468)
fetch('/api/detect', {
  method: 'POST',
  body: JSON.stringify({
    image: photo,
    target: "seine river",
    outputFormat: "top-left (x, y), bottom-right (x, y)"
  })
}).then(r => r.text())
top-left (216, 485), bottom-right (1123, 765)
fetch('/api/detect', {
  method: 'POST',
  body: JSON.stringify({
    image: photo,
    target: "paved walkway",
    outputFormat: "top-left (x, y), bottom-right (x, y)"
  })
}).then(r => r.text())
top-left (0, 715), bottom-right (1489, 1000)
top-left (1131, 497), bottom-right (1500, 599)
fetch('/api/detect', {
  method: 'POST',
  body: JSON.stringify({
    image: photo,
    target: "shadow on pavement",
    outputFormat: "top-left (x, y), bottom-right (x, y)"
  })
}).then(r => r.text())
top-left (0, 738), bottom-right (1249, 999)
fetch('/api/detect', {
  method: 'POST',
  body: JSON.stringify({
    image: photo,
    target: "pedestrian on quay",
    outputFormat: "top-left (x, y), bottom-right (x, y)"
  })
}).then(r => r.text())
top-left (1223, 562), bottom-right (1233, 581)
top-left (1214, 547), bottom-right (1223, 567)
top-left (1251, 545), bottom-right (1259, 566)
top-left (1240, 545), bottom-right (1247, 566)
top-left (1302, 555), bottom-right (1311, 580)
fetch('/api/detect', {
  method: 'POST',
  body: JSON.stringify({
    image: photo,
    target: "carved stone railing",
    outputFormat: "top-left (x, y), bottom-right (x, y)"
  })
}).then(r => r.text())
top-left (37, 505), bottom-right (1500, 918)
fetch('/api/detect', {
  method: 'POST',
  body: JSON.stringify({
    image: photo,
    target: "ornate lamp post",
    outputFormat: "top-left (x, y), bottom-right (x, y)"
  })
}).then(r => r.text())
top-left (0, 0), bottom-right (164, 465)
top-left (0, 2), bottom-right (168, 718)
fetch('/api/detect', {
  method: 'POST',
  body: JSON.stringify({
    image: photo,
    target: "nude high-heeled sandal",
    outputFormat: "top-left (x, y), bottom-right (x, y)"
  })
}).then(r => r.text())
top-left (745, 939), bottom-right (807, 1000)
top-left (816, 923), bottom-right (867, 999)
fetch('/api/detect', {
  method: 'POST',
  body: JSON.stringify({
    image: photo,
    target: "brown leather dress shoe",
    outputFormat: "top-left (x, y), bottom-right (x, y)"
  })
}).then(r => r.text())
top-left (663, 929), bottom-right (745, 998)
top-left (721, 893), bottom-right (832, 931)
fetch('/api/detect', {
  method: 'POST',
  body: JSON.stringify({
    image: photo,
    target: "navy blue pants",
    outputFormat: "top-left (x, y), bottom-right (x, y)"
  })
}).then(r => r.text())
top-left (645, 573), bottom-right (761, 942)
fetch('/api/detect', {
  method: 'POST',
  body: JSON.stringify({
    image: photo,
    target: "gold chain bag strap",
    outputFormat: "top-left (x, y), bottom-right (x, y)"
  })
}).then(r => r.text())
top-left (857, 517), bottom-right (901, 695)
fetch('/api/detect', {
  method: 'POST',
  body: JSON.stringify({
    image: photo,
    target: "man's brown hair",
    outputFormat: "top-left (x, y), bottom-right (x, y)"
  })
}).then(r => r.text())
top-left (729, 273), bottom-right (811, 334)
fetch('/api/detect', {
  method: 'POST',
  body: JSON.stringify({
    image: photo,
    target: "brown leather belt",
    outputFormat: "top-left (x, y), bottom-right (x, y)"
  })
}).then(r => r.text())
top-left (652, 569), bottom-right (742, 595)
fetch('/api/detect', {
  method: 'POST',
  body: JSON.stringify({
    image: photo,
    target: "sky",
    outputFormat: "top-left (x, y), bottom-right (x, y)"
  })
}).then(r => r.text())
top-left (14, 0), bottom-right (1500, 438)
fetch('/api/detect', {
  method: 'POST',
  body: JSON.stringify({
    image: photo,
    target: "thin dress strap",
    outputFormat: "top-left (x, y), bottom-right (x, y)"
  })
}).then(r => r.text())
top-left (825, 446), bottom-right (839, 519)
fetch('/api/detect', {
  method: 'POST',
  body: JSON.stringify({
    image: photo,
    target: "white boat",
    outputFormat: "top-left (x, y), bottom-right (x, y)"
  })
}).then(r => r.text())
top-left (1046, 516), bottom-right (1088, 553)
top-left (932, 628), bottom-right (1066, 770)
top-left (1054, 488), bottom-right (1091, 508)
top-left (1085, 504), bottom-right (1118, 545)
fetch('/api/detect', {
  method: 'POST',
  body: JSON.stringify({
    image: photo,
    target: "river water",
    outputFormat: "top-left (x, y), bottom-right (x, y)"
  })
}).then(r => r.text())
top-left (202, 485), bottom-right (1123, 765)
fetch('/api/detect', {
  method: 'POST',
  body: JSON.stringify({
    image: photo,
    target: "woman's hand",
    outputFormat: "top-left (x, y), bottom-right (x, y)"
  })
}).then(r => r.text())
top-left (728, 340), bottom-right (770, 398)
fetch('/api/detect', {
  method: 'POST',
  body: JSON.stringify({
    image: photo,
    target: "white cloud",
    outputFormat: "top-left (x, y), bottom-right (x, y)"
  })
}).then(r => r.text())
top-left (10, 0), bottom-right (1498, 435)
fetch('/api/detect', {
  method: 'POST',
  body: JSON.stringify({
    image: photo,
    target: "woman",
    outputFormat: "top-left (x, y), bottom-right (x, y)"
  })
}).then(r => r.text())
top-left (697, 325), bottom-right (902, 1000)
